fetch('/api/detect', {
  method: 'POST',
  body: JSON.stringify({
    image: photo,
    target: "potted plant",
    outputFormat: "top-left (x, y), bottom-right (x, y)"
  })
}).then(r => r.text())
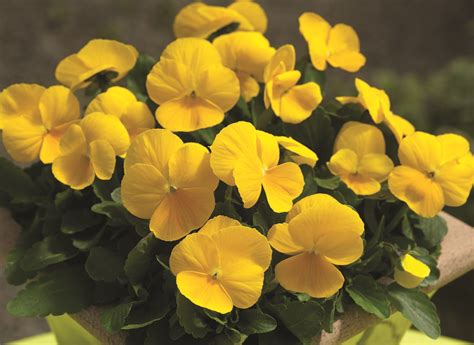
top-left (1, 1), bottom-right (473, 344)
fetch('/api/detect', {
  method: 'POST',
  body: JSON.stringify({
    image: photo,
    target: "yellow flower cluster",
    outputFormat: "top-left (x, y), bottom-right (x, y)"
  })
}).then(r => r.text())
top-left (1, 0), bottom-right (473, 316)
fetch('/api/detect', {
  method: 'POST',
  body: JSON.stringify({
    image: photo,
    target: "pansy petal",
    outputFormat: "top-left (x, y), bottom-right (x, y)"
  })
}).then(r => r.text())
top-left (279, 82), bottom-right (322, 124)
top-left (52, 155), bottom-right (94, 190)
top-left (121, 163), bottom-right (169, 219)
top-left (234, 156), bottom-right (263, 209)
top-left (354, 79), bottom-right (385, 124)
top-left (358, 153), bottom-right (394, 181)
top-left (85, 86), bottom-right (136, 117)
top-left (316, 230), bottom-right (363, 265)
top-left (89, 140), bottom-right (116, 180)
top-left (199, 216), bottom-right (241, 237)
top-left (267, 223), bottom-right (305, 255)
top-left (262, 162), bottom-right (304, 213)
top-left (298, 12), bottom-right (330, 71)
top-left (437, 133), bottom-right (471, 164)
top-left (150, 188), bottom-right (215, 241)
top-left (238, 72), bottom-right (260, 102)
top-left (256, 130), bottom-right (279, 169)
top-left (394, 254), bottom-right (430, 289)
top-left (388, 166), bottom-right (445, 218)
top-left (3, 117), bottom-right (46, 163)
top-left (54, 54), bottom-right (92, 90)
top-left (384, 113), bottom-right (415, 143)
top-left (228, 1), bottom-right (268, 33)
top-left (327, 149), bottom-right (358, 176)
top-left (327, 51), bottom-right (366, 73)
top-left (0, 84), bottom-right (45, 126)
top-left (120, 101), bottom-right (155, 139)
top-left (39, 133), bottom-right (61, 164)
top-left (81, 113), bottom-right (130, 155)
top-left (328, 24), bottom-right (360, 54)
top-left (275, 252), bottom-right (344, 298)
top-left (58, 124), bottom-right (87, 156)
top-left (287, 193), bottom-right (341, 222)
top-left (276, 136), bottom-right (318, 167)
top-left (335, 96), bottom-right (360, 105)
top-left (334, 121), bottom-right (385, 157)
top-left (435, 162), bottom-right (472, 207)
top-left (341, 174), bottom-right (381, 196)
top-left (39, 85), bottom-right (80, 130)
top-left (177, 272), bottom-right (233, 314)
top-left (398, 132), bottom-right (442, 173)
top-left (264, 44), bottom-right (295, 82)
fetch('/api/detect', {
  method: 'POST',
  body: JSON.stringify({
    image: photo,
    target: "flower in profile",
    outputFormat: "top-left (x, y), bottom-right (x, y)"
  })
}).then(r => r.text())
top-left (55, 39), bottom-right (138, 90)
top-left (146, 38), bottom-right (240, 132)
top-left (170, 215), bottom-right (272, 314)
top-left (327, 121), bottom-right (394, 195)
top-left (299, 12), bottom-right (366, 72)
top-left (121, 129), bottom-right (219, 241)
top-left (337, 78), bottom-right (415, 142)
top-left (268, 194), bottom-right (364, 298)
top-left (85, 86), bottom-right (155, 140)
top-left (394, 254), bottom-right (430, 288)
top-left (1, 84), bottom-right (80, 163)
top-left (210, 121), bottom-right (309, 212)
top-left (388, 132), bottom-right (473, 218)
top-left (213, 32), bottom-right (275, 102)
top-left (173, 1), bottom-right (267, 39)
top-left (263, 45), bottom-right (322, 123)
top-left (52, 113), bottom-right (130, 190)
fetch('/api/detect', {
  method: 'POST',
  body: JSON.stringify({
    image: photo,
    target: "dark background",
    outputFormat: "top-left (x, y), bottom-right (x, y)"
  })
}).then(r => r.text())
top-left (0, 0), bottom-right (473, 343)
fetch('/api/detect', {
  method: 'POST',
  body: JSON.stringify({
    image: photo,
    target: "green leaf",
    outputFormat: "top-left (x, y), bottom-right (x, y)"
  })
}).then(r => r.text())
top-left (72, 225), bottom-right (107, 251)
top-left (91, 201), bottom-right (128, 226)
top-left (7, 266), bottom-right (93, 317)
top-left (123, 291), bottom-right (170, 329)
top-left (111, 187), bottom-right (122, 203)
top-left (301, 62), bottom-right (326, 89)
top-left (345, 275), bottom-right (391, 319)
top-left (126, 55), bottom-right (156, 100)
top-left (61, 208), bottom-right (102, 234)
top-left (176, 293), bottom-right (211, 339)
top-left (0, 157), bottom-right (38, 200)
top-left (268, 300), bottom-right (324, 344)
top-left (124, 234), bottom-right (159, 284)
top-left (413, 215), bottom-right (448, 248)
top-left (238, 309), bottom-right (277, 335)
top-left (4, 248), bottom-right (36, 285)
top-left (321, 294), bottom-right (338, 333)
top-left (215, 327), bottom-right (246, 345)
top-left (314, 175), bottom-right (340, 190)
top-left (387, 284), bottom-right (440, 339)
top-left (85, 247), bottom-right (124, 282)
top-left (93, 177), bottom-right (120, 202)
top-left (100, 302), bottom-right (133, 332)
top-left (20, 235), bottom-right (78, 271)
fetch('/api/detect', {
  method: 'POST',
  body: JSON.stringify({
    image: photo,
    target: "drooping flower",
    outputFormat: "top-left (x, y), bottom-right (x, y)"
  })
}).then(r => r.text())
top-left (55, 39), bottom-right (138, 90)
top-left (263, 45), bottom-right (322, 123)
top-left (268, 194), bottom-right (364, 298)
top-left (173, 1), bottom-right (267, 39)
top-left (327, 122), bottom-right (394, 195)
top-left (213, 32), bottom-right (275, 102)
top-left (1, 84), bottom-right (80, 163)
top-left (85, 86), bottom-right (155, 140)
top-left (146, 38), bottom-right (240, 132)
top-left (337, 78), bottom-right (415, 142)
top-left (121, 129), bottom-right (219, 241)
top-left (394, 254), bottom-right (430, 288)
top-left (210, 121), bottom-right (310, 212)
top-left (52, 113), bottom-right (130, 190)
top-left (388, 132), bottom-right (473, 218)
top-left (170, 215), bottom-right (272, 314)
top-left (299, 12), bottom-right (366, 72)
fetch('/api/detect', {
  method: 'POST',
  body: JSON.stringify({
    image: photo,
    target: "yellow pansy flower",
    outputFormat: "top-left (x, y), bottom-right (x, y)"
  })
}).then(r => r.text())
top-left (173, 1), bottom-right (267, 39)
top-left (263, 45), bottom-right (323, 124)
top-left (327, 122), bottom-right (394, 195)
top-left (275, 136), bottom-right (319, 168)
top-left (1, 84), bottom-right (80, 163)
top-left (210, 121), bottom-right (308, 212)
top-left (213, 32), bottom-right (275, 102)
top-left (299, 12), bottom-right (366, 72)
top-left (337, 79), bottom-right (415, 142)
top-left (52, 112), bottom-right (130, 190)
top-left (146, 38), bottom-right (240, 132)
top-left (388, 132), bottom-right (473, 218)
top-left (121, 129), bottom-right (219, 241)
top-left (170, 215), bottom-right (272, 314)
top-left (55, 39), bottom-right (138, 90)
top-left (394, 254), bottom-right (430, 288)
top-left (268, 194), bottom-right (364, 298)
top-left (85, 86), bottom-right (155, 140)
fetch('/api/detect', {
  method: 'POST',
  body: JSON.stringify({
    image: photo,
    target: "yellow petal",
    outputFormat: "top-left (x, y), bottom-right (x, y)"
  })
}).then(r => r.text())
top-left (316, 230), bottom-right (363, 265)
top-left (398, 132), bottom-right (442, 173)
top-left (85, 86), bottom-right (136, 117)
top-left (437, 133), bottom-right (471, 164)
top-left (0, 84), bottom-right (45, 127)
top-left (256, 130), bottom-right (280, 169)
top-left (52, 154), bottom-right (94, 190)
top-left (388, 166), bottom-right (445, 218)
top-left (263, 44), bottom-right (295, 82)
top-left (267, 223), bottom-right (304, 255)
top-left (275, 252), bottom-right (344, 298)
top-left (394, 254), bottom-right (430, 289)
top-left (2, 117), bottom-right (46, 163)
top-left (262, 162), bottom-right (304, 213)
top-left (279, 82), bottom-right (322, 124)
top-left (150, 188), bottom-right (215, 241)
top-left (120, 101), bottom-right (155, 139)
top-left (335, 96), bottom-right (360, 106)
top-left (54, 54), bottom-right (93, 90)
top-left (170, 232), bottom-right (220, 275)
top-left (155, 96), bottom-right (225, 132)
top-left (124, 129), bottom-right (183, 177)
top-left (298, 12), bottom-right (330, 71)
top-left (334, 121), bottom-right (386, 157)
top-left (58, 124), bottom-right (87, 156)
top-left (177, 272), bottom-right (233, 314)
top-left (358, 153), bottom-right (394, 181)
top-left (327, 24), bottom-right (365, 72)
top-left (384, 113), bottom-right (415, 143)
top-left (210, 121), bottom-right (258, 185)
top-left (228, 1), bottom-right (268, 33)
top-left (341, 174), bottom-right (381, 196)
top-left (268, 71), bottom-right (302, 115)
top-left (238, 72), bottom-right (260, 102)
top-left (234, 156), bottom-right (263, 209)
top-left (435, 162), bottom-right (472, 207)
top-left (39, 133), bottom-right (61, 164)
top-left (354, 78), bottom-right (387, 124)
top-left (89, 140), bottom-right (116, 180)
top-left (275, 136), bottom-right (318, 167)
top-left (328, 149), bottom-right (358, 176)
top-left (39, 85), bottom-right (80, 130)
top-left (81, 112), bottom-right (130, 156)
top-left (121, 163), bottom-right (169, 219)
top-left (327, 51), bottom-right (366, 73)
top-left (168, 143), bottom-right (219, 190)
top-left (199, 216), bottom-right (241, 237)
top-left (286, 194), bottom-right (347, 224)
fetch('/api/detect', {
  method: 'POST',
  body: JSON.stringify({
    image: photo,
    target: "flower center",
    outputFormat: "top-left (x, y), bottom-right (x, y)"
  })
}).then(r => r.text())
top-left (427, 171), bottom-right (435, 179)
top-left (211, 268), bottom-right (221, 280)
top-left (190, 90), bottom-right (197, 99)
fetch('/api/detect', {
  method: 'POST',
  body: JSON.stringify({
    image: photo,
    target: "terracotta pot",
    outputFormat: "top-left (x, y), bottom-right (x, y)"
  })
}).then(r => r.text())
top-left (1, 209), bottom-right (473, 345)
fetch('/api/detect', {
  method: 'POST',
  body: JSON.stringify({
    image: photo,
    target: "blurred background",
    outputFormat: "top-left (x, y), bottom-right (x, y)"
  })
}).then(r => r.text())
top-left (0, 0), bottom-right (473, 343)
